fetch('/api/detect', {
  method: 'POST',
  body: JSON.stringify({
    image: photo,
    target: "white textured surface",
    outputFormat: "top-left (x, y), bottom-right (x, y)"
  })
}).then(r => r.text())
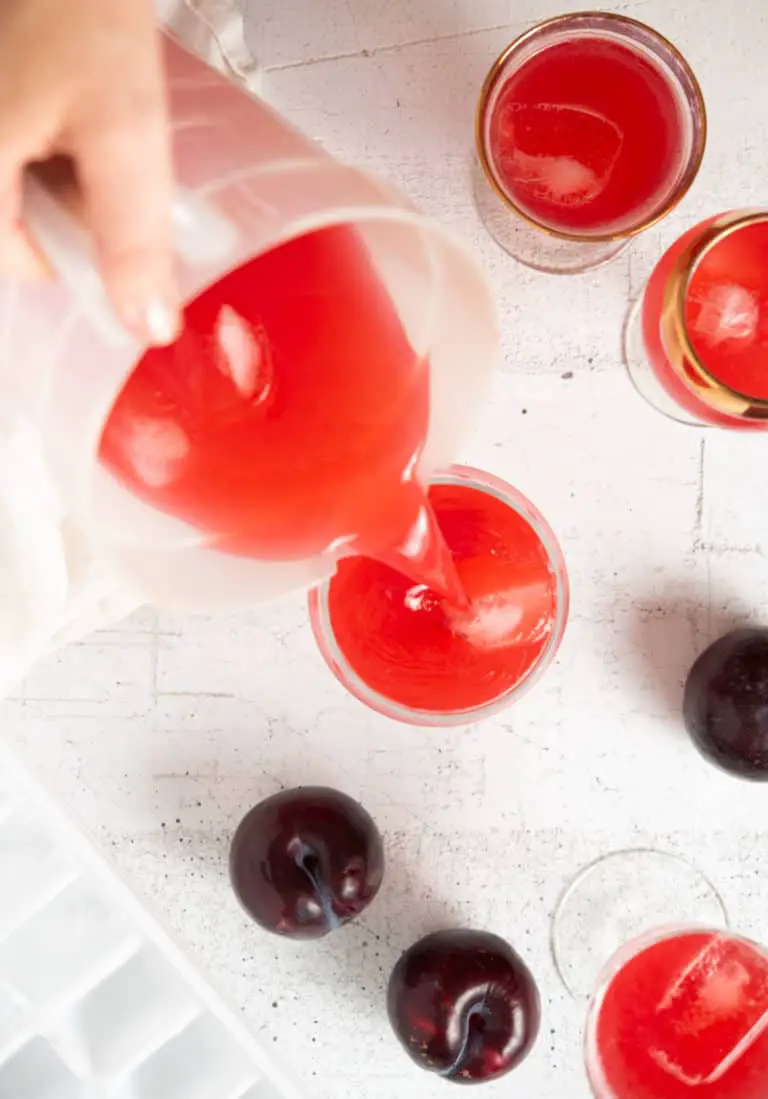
top-left (5, 2), bottom-right (768, 1098)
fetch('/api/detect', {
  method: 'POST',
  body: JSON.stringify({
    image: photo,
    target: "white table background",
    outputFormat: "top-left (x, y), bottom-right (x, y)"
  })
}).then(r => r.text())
top-left (5, 1), bottom-right (768, 1096)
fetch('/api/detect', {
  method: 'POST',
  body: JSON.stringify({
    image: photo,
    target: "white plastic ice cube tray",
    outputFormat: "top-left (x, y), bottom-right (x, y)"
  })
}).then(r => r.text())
top-left (0, 744), bottom-right (302, 1099)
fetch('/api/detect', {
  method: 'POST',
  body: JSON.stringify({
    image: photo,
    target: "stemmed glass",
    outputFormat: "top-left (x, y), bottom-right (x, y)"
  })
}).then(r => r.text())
top-left (551, 851), bottom-right (768, 1098)
top-left (584, 925), bottom-right (768, 1098)
top-left (309, 464), bottom-right (569, 726)
top-left (474, 12), bottom-right (706, 273)
top-left (624, 209), bottom-right (768, 428)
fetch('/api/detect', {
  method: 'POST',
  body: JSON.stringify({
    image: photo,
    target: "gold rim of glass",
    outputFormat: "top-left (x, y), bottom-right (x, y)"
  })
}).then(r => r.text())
top-left (475, 11), bottom-right (708, 245)
top-left (660, 209), bottom-right (768, 419)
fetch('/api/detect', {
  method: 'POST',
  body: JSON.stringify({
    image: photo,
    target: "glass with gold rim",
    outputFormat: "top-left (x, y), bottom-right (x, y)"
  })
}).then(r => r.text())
top-left (474, 12), bottom-right (706, 274)
top-left (624, 210), bottom-right (768, 428)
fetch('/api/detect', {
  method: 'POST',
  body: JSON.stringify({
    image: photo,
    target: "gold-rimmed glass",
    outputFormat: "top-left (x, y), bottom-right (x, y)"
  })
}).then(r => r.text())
top-left (625, 209), bottom-right (768, 428)
top-left (474, 12), bottom-right (707, 273)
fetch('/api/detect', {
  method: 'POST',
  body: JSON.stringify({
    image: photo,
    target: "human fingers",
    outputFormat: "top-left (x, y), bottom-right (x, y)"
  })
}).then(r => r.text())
top-left (70, 23), bottom-right (180, 345)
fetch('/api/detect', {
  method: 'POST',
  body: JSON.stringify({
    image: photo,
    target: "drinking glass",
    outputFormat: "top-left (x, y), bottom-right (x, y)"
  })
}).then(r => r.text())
top-left (625, 210), bottom-right (768, 428)
top-left (551, 849), bottom-right (728, 1002)
top-left (585, 926), bottom-right (768, 1099)
top-left (309, 464), bottom-right (569, 726)
top-left (474, 12), bottom-right (706, 273)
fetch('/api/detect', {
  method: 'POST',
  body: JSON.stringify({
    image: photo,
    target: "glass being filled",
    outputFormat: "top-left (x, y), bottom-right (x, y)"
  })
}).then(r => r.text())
top-left (310, 466), bottom-right (569, 726)
top-left (626, 210), bottom-right (768, 428)
top-left (586, 928), bottom-right (768, 1099)
top-left (475, 12), bottom-right (706, 272)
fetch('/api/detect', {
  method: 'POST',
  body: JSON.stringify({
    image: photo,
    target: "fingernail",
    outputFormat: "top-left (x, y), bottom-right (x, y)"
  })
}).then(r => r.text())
top-left (139, 296), bottom-right (182, 346)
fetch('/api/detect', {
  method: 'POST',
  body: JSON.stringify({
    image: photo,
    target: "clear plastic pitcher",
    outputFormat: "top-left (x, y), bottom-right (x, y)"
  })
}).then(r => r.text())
top-left (9, 34), bottom-right (498, 612)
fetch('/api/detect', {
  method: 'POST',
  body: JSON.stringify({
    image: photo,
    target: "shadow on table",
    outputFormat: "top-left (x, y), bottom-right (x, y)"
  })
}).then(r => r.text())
top-left (298, 843), bottom-right (464, 1018)
top-left (140, 727), bottom-right (466, 1011)
top-left (622, 578), bottom-right (754, 723)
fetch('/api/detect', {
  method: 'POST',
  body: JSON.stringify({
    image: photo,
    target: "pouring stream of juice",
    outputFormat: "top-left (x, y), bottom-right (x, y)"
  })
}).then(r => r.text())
top-left (100, 224), bottom-right (469, 608)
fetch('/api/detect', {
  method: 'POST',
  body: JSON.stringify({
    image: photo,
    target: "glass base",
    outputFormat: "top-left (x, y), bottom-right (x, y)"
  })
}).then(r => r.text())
top-left (623, 296), bottom-right (706, 425)
top-left (472, 158), bottom-right (629, 274)
top-left (551, 849), bottom-right (729, 1001)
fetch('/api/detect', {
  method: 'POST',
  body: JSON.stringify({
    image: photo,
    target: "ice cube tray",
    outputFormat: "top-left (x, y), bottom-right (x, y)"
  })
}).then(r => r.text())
top-left (0, 743), bottom-right (303, 1099)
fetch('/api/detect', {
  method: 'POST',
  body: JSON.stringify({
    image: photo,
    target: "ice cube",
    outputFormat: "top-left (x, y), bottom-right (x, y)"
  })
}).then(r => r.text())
top-left (450, 592), bottom-right (552, 648)
top-left (449, 594), bottom-right (525, 647)
top-left (403, 585), bottom-right (438, 613)
top-left (447, 556), bottom-right (553, 648)
top-left (689, 283), bottom-right (760, 347)
top-left (505, 150), bottom-right (600, 207)
top-left (214, 305), bottom-right (274, 403)
top-left (123, 417), bottom-right (190, 489)
top-left (650, 937), bottom-right (768, 1085)
top-left (497, 102), bottom-right (623, 208)
top-left (506, 150), bottom-right (603, 208)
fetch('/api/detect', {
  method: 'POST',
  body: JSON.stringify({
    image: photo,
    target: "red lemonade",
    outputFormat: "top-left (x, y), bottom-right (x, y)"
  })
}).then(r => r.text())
top-left (641, 215), bottom-right (768, 427)
top-left (687, 221), bottom-right (768, 399)
top-left (588, 930), bottom-right (768, 1099)
top-left (487, 35), bottom-right (687, 236)
top-left (100, 233), bottom-right (567, 712)
top-left (100, 225), bottom-right (437, 571)
top-left (311, 471), bottom-right (567, 721)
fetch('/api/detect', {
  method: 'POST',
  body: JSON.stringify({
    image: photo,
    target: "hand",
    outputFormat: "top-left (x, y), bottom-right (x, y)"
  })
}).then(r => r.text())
top-left (0, 0), bottom-right (180, 344)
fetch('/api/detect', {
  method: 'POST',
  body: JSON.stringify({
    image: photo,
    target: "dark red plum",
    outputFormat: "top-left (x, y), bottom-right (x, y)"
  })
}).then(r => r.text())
top-left (684, 628), bottom-right (768, 779)
top-left (387, 929), bottom-right (540, 1084)
top-left (229, 786), bottom-right (384, 939)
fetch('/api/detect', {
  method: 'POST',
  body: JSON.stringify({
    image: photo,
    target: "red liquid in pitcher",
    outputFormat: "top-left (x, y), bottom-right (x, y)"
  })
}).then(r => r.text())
top-left (318, 477), bottom-right (563, 716)
top-left (100, 225), bottom-right (463, 599)
top-left (590, 930), bottom-right (768, 1099)
top-left (487, 36), bottom-right (685, 235)
top-left (642, 217), bottom-right (768, 428)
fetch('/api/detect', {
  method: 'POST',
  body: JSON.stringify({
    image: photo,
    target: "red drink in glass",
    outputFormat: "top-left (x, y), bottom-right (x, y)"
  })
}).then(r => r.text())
top-left (100, 225), bottom-right (434, 563)
top-left (632, 211), bottom-right (768, 428)
top-left (587, 929), bottom-right (768, 1099)
top-left (309, 466), bottom-right (568, 725)
top-left (488, 37), bottom-right (684, 236)
top-left (475, 13), bottom-right (705, 271)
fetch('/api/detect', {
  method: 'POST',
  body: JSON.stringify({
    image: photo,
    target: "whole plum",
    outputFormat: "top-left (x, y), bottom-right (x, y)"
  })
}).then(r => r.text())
top-left (387, 928), bottom-right (540, 1084)
top-left (230, 786), bottom-right (384, 938)
top-left (683, 628), bottom-right (768, 779)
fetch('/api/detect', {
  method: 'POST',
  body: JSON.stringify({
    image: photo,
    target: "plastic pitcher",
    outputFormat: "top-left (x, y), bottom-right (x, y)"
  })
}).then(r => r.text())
top-left (9, 34), bottom-right (498, 612)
